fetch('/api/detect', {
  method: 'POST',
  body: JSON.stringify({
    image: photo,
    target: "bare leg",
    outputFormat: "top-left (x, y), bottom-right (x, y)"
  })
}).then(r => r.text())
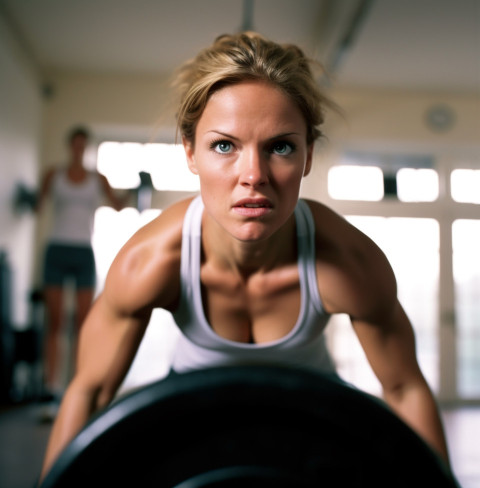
top-left (43, 286), bottom-right (64, 392)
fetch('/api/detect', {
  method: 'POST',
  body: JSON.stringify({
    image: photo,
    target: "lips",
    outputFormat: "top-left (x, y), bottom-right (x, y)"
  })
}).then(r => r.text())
top-left (232, 198), bottom-right (273, 217)
top-left (233, 198), bottom-right (272, 209)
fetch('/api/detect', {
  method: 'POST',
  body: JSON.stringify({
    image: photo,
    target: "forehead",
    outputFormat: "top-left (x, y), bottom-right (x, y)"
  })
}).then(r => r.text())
top-left (70, 133), bottom-right (88, 143)
top-left (197, 81), bottom-right (307, 136)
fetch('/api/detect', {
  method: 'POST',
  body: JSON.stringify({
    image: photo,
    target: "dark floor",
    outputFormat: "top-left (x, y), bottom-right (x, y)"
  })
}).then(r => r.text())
top-left (0, 400), bottom-right (478, 488)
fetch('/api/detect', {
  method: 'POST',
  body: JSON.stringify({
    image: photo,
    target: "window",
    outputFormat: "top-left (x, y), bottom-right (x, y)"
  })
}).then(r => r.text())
top-left (451, 169), bottom-right (480, 204)
top-left (97, 141), bottom-right (199, 191)
top-left (328, 166), bottom-right (384, 201)
top-left (397, 168), bottom-right (439, 202)
top-left (453, 219), bottom-right (480, 397)
top-left (328, 152), bottom-right (438, 202)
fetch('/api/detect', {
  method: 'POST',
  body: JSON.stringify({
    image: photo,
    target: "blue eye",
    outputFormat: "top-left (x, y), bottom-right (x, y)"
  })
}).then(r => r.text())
top-left (212, 140), bottom-right (233, 154)
top-left (272, 142), bottom-right (294, 155)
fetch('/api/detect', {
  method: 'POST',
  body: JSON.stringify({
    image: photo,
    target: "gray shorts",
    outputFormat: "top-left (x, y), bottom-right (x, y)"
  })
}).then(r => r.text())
top-left (43, 243), bottom-right (96, 289)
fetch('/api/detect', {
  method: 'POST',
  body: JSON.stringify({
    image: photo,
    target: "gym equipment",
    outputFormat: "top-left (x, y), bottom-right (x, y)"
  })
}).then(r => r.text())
top-left (13, 182), bottom-right (38, 213)
top-left (0, 251), bottom-right (14, 402)
top-left (40, 366), bottom-right (459, 487)
top-left (135, 171), bottom-right (154, 212)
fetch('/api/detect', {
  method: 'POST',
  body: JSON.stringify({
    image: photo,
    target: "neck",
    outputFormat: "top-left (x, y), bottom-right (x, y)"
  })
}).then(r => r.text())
top-left (68, 147), bottom-right (85, 168)
top-left (202, 214), bottom-right (297, 279)
top-left (69, 157), bottom-right (83, 168)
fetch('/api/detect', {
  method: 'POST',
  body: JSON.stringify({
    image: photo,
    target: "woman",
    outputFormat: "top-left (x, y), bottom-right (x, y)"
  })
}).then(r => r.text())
top-left (37, 127), bottom-right (127, 403)
top-left (40, 32), bottom-right (449, 479)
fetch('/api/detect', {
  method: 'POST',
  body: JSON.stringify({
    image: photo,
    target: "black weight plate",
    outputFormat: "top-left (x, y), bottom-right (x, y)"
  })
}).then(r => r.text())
top-left (41, 366), bottom-right (459, 488)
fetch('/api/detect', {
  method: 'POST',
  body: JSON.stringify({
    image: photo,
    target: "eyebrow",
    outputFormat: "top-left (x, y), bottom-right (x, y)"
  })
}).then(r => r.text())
top-left (206, 130), bottom-right (302, 141)
top-left (206, 130), bottom-right (240, 141)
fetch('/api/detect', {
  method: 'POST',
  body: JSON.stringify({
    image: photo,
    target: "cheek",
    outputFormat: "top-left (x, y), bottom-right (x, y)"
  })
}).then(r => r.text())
top-left (196, 158), bottom-right (233, 187)
top-left (274, 164), bottom-right (306, 187)
top-left (198, 167), bottom-right (229, 188)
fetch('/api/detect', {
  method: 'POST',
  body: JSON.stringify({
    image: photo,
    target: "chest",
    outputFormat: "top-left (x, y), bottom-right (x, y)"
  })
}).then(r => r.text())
top-left (200, 264), bottom-right (302, 344)
top-left (53, 173), bottom-right (99, 206)
top-left (53, 172), bottom-right (94, 200)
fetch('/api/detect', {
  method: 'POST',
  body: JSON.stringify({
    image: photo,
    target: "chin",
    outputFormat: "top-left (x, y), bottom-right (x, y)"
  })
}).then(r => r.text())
top-left (233, 224), bottom-right (278, 243)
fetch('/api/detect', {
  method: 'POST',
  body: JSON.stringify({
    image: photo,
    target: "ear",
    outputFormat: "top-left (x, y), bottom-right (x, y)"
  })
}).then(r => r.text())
top-left (183, 136), bottom-right (198, 175)
top-left (303, 143), bottom-right (314, 177)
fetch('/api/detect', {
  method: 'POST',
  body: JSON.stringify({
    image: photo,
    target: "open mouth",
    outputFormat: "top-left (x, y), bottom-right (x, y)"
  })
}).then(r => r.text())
top-left (241, 203), bottom-right (269, 208)
top-left (234, 198), bottom-right (272, 209)
top-left (233, 199), bottom-right (273, 217)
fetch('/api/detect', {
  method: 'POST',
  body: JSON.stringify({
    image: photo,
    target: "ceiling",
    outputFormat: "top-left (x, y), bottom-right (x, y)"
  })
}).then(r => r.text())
top-left (1, 0), bottom-right (479, 93)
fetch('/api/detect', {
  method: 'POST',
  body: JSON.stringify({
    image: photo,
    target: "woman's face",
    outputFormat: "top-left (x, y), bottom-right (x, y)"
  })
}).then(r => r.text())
top-left (70, 134), bottom-right (88, 158)
top-left (184, 80), bottom-right (313, 243)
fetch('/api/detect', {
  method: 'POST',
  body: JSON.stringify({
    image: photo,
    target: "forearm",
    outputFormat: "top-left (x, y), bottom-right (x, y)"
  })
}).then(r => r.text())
top-left (40, 381), bottom-right (108, 482)
top-left (383, 380), bottom-right (450, 466)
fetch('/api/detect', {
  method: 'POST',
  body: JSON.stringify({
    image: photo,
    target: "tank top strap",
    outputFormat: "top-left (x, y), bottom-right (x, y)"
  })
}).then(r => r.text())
top-left (294, 200), bottom-right (324, 315)
top-left (176, 196), bottom-right (203, 328)
top-left (179, 196), bottom-right (202, 276)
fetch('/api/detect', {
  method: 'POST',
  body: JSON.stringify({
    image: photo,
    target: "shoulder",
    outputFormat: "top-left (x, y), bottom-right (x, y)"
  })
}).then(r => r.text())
top-left (302, 199), bottom-right (368, 254)
top-left (304, 199), bottom-right (397, 321)
top-left (104, 198), bottom-right (195, 315)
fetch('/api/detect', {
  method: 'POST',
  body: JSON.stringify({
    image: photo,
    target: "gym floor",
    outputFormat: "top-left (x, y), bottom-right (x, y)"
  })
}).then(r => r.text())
top-left (0, 401), bottom-right (478, 488)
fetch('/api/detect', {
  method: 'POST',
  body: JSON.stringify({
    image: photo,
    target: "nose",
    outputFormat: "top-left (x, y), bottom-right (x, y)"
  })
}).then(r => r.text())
top-left (238, 148), bottom-right (269, 188)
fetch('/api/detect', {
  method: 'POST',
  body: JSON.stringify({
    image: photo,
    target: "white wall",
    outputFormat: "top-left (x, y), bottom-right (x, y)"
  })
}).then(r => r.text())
top-left (0, 14), bottom-right (42, 327)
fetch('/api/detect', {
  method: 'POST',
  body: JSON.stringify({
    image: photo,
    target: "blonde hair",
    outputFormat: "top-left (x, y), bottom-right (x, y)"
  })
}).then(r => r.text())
top-left (173, 32), bottom-right (336, 145)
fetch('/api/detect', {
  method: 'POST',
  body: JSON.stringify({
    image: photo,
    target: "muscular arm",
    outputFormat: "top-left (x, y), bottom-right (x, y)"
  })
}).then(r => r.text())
top-left (310, 201), bottom-right (450, 465)
top-left (39, 199), bottom-right (188, 481)
top-left (352, 301), bottom-right (450, 465)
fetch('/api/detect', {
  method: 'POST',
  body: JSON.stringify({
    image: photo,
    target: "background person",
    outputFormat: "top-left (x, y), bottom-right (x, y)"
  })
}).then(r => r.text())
top-left (36, 126), bottom-right (128, 408)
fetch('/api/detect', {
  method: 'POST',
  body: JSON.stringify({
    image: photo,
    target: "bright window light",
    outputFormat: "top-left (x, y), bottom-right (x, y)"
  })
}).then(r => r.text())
top-left (397, 168), bottom-right (439, 202)
top-left (97, 142), bottom-right (143, 189)
top-left (453, 219), bottom-right (480, 397)
top-left (451, 169), bottom-right (480, 204)
top-left (145, 144), bottom-right (199, 191)
top-left (328, 166), bottom-right (384, 201)
top-left (97, 142), bottom-right (200, 191)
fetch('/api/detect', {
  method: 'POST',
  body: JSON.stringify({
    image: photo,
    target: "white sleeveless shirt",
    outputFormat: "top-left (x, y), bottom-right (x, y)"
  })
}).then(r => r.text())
top-left (48, 169), bottom-right (102, 246)
top-left (171, 196), bottom-right (335, 374)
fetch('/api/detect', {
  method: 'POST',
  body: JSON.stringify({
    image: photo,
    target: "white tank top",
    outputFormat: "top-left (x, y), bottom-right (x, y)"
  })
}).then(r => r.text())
top-left (171, 196), bottom-right (335, 374)
top-left (48, 169), bottom-right (102, 246)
